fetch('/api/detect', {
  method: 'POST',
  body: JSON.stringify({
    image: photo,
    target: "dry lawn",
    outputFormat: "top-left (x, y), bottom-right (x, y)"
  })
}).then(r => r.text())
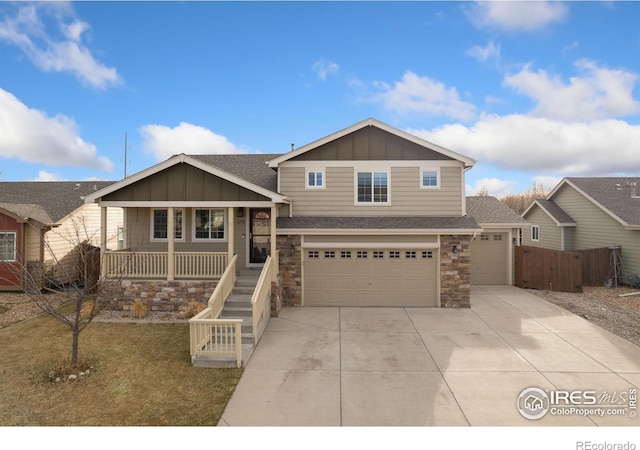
top-left (0, 295), bottom-right (242, 426)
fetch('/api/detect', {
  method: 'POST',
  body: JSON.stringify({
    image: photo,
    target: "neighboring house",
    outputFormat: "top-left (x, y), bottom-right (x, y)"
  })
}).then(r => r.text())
top-left (522, 177), bottom-right (640, 283)
top-left (85, 118), bottom-right (523, 311)
top-left (0, 182), bottom-right (123, 291)
top-left (466, 196), bottom-right (529, 285)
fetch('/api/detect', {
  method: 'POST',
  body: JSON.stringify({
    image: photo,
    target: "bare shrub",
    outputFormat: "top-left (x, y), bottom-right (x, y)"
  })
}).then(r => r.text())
top-left (179, 301), bottom-right (206, 319)
top-left (131, 300), bottom-right (148, 319)
top-left (500, 180), bottom-right (548, 215)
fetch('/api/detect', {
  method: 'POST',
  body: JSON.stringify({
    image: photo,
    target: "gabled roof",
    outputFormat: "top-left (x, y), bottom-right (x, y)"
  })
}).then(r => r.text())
top-left (267, 118), bottom-right (476, 168)
top-left (85, 153), bottom-right (287, 204)
top-left (522, 199), bottom-right (576, 226)
top-left (548, 177), bottom-right (640, 229)
top-left (0, 182), bottom-right (115, 225)
top-left (466, 196), bottom-right (529, 226)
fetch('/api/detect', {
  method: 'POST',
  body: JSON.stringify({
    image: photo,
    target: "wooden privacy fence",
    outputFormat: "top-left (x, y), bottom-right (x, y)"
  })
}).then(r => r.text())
top-left (514, 246), bottom-right (613, 293)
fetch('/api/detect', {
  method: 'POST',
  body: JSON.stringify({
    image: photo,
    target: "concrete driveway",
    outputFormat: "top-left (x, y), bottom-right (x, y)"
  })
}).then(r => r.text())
top-left (218, 285), bottom-right (640, 426)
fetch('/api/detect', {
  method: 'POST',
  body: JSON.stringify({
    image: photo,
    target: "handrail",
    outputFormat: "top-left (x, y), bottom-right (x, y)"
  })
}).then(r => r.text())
top-left (251, 254), bottom-right (274, 345)
top-left (207, 254), bottom-right (238, 318)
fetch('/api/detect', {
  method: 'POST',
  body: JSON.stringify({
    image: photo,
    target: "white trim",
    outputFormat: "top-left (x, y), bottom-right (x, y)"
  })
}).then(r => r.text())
top-left (305, 169), bottom-right (325, 189)
top-left (84, 153), bottom-right (288, 204)
top-left (301, 241), bottom-right (439, 249)
top-left (419, 168), bottom-right (440, 189)
top-left (277, 228), bottom-right (482, 235)
top-left (150, 208), bottom-right (185, 242)
top-left (96, 200), bottom-right (278, 208)
top-left (192, 208), bottom-right (227, 242)
top-left (278, 159), bottom-right (464, 169)
top-left (354, 170), bottom-right (390, 206)
top-left (267, 118), bottom-right (476, 168)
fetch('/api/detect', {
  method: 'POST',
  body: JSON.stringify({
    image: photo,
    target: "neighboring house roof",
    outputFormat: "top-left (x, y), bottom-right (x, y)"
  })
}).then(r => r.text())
top-left (523, 199), bottom-right (576, 226)
top-left (277, 216), bottom-right (482, 233)
top-left (0, 182), bottom-right (115, 225)
top-left (189, 154), bottom-right (280, 192)
top-left (267, 118), bottom-right (476, 169)
top-left (545, 177), bottom-right (640, 229)
top-left (466, 196), bottom-right (529, 226)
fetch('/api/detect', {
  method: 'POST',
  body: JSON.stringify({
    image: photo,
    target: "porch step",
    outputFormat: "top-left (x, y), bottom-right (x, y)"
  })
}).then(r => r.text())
top-left (192, 343), bottom-right (255, 369)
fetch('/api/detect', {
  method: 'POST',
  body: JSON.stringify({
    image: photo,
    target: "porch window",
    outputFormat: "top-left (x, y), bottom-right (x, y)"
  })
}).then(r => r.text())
top-left (0, 232), bottom-right (16, 261)
top-left (152, 209), bottom-right (184, 241)
top-left (194, 209), bottom-right (225, 240)
top-left (357, 172), bottom-right (388, 203)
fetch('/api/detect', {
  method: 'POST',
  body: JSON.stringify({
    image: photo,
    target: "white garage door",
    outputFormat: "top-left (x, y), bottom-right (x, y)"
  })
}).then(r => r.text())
top-left (470, 232), bottom-right (508, 284)
top-left (304, 248), bottom-right (438, 307)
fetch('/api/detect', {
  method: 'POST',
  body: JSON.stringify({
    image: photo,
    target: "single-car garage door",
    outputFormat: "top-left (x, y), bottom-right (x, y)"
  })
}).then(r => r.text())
top-left (304, 248), bottom-right (438, 307)
top-left (470, 232), bottom-right (508, 284)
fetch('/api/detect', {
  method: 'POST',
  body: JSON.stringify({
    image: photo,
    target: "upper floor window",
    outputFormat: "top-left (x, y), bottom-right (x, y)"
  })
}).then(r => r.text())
top-left (357, 172), bottom-right (388, 203)
top-left (307, 171), bottom-right (324, 188)
top-left (194, 209), bottom-right (225, 240)
top-left (421, 170), bottom-right (439, 188)
top-left (531, 225), bottom-right (540, 242)
top-left (152, 209), bottom-right (184, 241)
top-left (0, 232), bottom-right (16, 261)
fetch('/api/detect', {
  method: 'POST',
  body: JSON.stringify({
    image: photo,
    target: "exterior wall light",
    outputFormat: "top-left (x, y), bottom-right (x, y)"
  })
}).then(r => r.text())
top-left (452, 245), bottom-right (458, 254)
top-left (290, 243), bottom-right (296, 256)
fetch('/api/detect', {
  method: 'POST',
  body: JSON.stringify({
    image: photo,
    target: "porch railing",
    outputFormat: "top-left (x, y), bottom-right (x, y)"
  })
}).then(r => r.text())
top-left (189, 254), bottom-right (243, 368)
top-left (251, 250), bottom-right (278, 345)
top-left (104, 251), bottom-right (228, 279)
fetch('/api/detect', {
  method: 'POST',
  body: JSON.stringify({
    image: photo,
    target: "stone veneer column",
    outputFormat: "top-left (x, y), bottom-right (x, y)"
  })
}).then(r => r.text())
top-left (276, 235), bottom-right (302, 306)
top-left (440, 235), bottom-right (471, 308)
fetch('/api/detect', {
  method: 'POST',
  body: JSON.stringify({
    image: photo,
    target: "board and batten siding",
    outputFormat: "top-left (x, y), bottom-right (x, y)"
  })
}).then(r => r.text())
top-left (522, 206), bottom-right (564, 250)
top-left (554, 184), bottom-right (640, 280)
top-left (279, 164), bottom-right (464, 216)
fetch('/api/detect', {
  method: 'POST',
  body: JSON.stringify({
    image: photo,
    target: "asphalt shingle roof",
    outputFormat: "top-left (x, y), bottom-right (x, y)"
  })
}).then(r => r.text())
top-left (533, 199), bottom-right (576, 225)
top-left (0, 181), bottom-right (115, 224)
top-left (565, 177), bottom-right (640, 226)
top-left (277, 215), bottom-right (481, 230)
top-left (466, 196), bottom-right (529, 225)
top-left (189, 154), bottom-right (282, 192)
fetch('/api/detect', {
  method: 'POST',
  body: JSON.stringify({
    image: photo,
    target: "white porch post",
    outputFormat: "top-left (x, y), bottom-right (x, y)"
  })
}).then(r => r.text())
top-left (228, 207), bottom-right (235, 264)
top-left (167, 207), bottom-right (175, 281)
top-left (100, 206), bottom-right (107, 279)
top-left (270, 206), bottom-right (276, 260)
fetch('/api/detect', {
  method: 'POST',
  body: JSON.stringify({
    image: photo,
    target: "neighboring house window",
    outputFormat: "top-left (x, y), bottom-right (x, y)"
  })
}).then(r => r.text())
top-left (152, 209), bottom-right (184, 241)
top-left (421, 170), bottom-right (439, 188)
top-left (531, 225), bottom-right (540, 242)
top-left (357, 172), bottom-right (388, 203)
top-left (0, 232), bottom-right (16, 261)
top-left (194, 209), bottom-right (225, 240)
top-left (307, 171), bottom-right (324, 188)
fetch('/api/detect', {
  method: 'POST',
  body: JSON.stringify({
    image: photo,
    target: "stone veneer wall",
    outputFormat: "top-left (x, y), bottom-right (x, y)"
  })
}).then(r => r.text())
top-left (276, 235), bottom-right (302, 307)
top-left (100, 280), bottom-right (217, 312)
top-left (440, 235), bottom-right (471, 308)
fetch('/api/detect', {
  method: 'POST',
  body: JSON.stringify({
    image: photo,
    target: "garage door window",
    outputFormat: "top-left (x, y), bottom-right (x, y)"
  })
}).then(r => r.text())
top-left (406, 251), bottom-right (417, 259)
top-left (341, 251), bottom-right (352, 258)
top-left (324, 251), bottom-right (335, 258)
top-left (357, 251), bottom-right (368, 258)
top-left (494, 234), bottom-right (503, 241)
top-left (422, 251), bottom-right (433, 259)
top-left (373, 251), bottom-right (384, 259)
top-left (308, 251), bottom-right (319, 258)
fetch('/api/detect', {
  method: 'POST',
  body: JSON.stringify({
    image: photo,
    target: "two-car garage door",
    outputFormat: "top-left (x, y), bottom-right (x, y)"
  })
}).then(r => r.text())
top-left (304, 248), bottom-right (438, 307)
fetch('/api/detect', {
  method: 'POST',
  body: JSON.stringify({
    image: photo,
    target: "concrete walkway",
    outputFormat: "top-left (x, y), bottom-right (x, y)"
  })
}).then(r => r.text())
top-left (218, 285), bottom-right (640, 426)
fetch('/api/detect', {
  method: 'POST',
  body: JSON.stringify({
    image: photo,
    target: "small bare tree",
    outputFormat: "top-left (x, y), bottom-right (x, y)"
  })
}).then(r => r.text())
top-left (1, 215), bottom-right (125, 367)
top-left (500, 180), bottom-right (548, 215)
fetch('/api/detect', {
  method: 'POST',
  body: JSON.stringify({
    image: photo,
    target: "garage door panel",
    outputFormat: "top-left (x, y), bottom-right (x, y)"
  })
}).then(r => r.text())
top-left (304, 247), bottom-right (438, 307)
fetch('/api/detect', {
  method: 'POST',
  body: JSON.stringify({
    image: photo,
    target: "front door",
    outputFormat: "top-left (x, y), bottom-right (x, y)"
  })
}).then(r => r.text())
top-left (249, 208), bottom-right (271, 264)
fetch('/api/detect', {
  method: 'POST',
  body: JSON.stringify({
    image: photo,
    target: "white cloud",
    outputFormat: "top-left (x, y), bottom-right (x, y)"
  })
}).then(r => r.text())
top-left (373, 71), bottom-right (476, 121)
top-left (139, 122), bottom-right (247, 161)
top-left (467, 41), bottom-right (501, 64)
top-left (467, 1), bottom-right (568, 32)
top-left (34, 170), bottom-right (64, 181)
top-left (0, 4), bottom-right (122, 89)
top-left (0, 88), bottom-right (114, 171)
top-left (312, 58), bottom-right (339, 81)
top-left (531, 175), bottom-right (563, 192)
top-left (466, 177), bottom-right (518, 197)
top-left (411, 114), bottom-right (640, 176)
top-left (505, 59), bottom-right (640, 121)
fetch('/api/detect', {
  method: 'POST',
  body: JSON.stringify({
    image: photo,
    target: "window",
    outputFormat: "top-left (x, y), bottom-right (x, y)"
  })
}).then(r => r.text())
top-left (493, 234), bottom-right (503, 241)
top-left (422, 251), bottom-right (433, 259)
top-left (357, 172), bottom-right (388, 203)
top-left (357, 251), bottom-right (368, 259)
top-left (324, 251), bottom-right (335, 258)
top-left (389, 251), bottom-right (400, 259)
top-left (531, 225), bottom-right (540, 242)
top-left (308, 251), bottom-right (319, 259)
top-left (0, 232), bottom-right (16, 261)
top-left (340, 251), bottom-right (351, 259)
top-left (405, 251), bottom-right (417, 259)
top-left (373, 251), bottom-right (384, 259)
top-left (307, 171), bottom-right (324, 188)
top-left (421, 171), bottom-right (438, 188)
top-left (480, 234), bottom-right (489, 241)
top-left (194, 209), bottom-right (225, 240)
top-left (117, 226), bottom-right (125, 250)
top-left (152, 209), bottom-right (184, 241)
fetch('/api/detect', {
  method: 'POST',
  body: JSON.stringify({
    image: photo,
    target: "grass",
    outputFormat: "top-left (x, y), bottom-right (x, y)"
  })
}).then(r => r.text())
top-left (0, 313), bottom-right (243, 426)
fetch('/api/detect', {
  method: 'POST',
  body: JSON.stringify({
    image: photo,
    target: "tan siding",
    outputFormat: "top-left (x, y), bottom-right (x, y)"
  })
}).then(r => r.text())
top-left (554, 185), bottom-right (640, 279)
top-left (522, 207), bottom-right (563, 249)
top-left (24, 225), bottom-right (41, 262)
top-left (280, 165), bottom-right (463, 216)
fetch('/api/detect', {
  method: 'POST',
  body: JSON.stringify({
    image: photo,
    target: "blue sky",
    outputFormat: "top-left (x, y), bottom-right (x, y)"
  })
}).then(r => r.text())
top-left (1, 1), bottom-right (640, 197)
